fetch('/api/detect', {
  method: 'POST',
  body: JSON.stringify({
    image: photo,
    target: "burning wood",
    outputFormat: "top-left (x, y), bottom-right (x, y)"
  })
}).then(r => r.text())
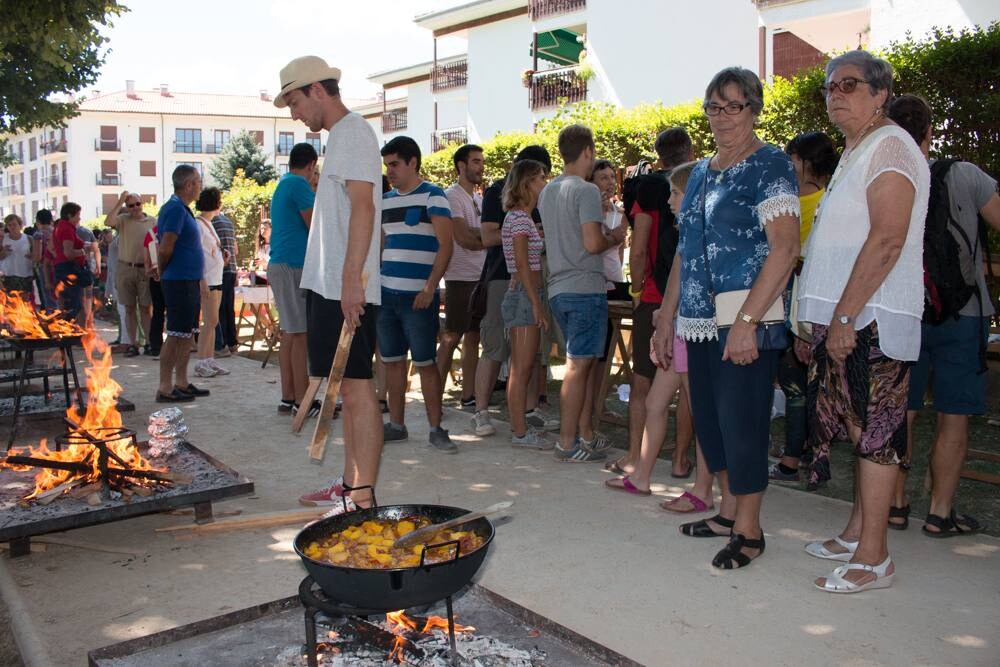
top-left (0, 323), bottom-right (171, 501)
top-left (0, 290), bottom-right (84, 339)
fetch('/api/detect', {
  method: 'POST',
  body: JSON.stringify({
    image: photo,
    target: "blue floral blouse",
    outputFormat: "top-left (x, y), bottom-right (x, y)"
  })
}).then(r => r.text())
top-left (676, 145), bottom-right (799, 341)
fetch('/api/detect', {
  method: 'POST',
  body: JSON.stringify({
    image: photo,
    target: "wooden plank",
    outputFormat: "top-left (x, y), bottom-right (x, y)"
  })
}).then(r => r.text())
top-left (291, 377), bottom-right (322, 433)
top-left (34, 536), bottom-right (144, 556)
top-left (308, 319), bottom-right (357, 464)
top-left (155, 508), bottom-right (324, 535)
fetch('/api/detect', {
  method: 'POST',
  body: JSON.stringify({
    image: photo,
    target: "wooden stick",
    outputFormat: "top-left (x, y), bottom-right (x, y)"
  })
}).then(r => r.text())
top-left (308, 275), bottom-right (367, 464)
top-left (34, 536), bottom-right (144, 556)
top-left (291, 377), bottom-right (323, 433)
top-left (155, 508), bottom-right (325, 534)
top-left (34, 479), bottom-right (85, 505)
top-left (0, 542), bottom-right (47, 553)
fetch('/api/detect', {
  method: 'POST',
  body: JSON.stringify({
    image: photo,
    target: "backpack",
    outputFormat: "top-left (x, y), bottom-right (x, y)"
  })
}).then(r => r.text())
top-left (922, 159), bottom-right (977, 325)
top-left (622, 162), bottom-right (678, 295)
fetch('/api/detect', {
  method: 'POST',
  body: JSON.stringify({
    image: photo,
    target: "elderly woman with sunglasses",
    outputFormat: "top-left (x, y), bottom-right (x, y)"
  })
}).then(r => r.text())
top-left (797, 50), bottom-right (930, 593)
top-left (654, 66), bottom-right (799, 570)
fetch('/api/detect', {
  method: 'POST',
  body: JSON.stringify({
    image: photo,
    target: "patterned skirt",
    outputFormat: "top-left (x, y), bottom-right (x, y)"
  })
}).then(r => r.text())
top-left (806, 322), bottom-right (910, 487)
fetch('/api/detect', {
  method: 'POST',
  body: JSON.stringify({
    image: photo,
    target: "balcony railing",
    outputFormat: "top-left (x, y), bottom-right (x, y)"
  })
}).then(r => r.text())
top-left (432, 128), bottom-right (468, 152)
top-left (43, 174), bottom-right (67, 188)
top-left (203, 143), bottom-right (225, 154)
top-left (529, 67), bottom-right (588, 110)
top-left (1, 185), bottom-right (23, 197)
top-left (277, 144), bottom-right (294, 156)
top-left (96, 173), bottom-right (122, 186)
top-left (5, 152), bottom-right (24, 167)
top-left (42, 139), bottom-right (67, 154)
top-left (529, 0), bottom-right (586, 20)
top-left (95, 138), bottom-right (121, 151)
top-left (432, 59), bottom-right (468, 92)
top-left (382, 109), bottom-right (408, 133)
top-left (173, 141), bottom-right (203, 153)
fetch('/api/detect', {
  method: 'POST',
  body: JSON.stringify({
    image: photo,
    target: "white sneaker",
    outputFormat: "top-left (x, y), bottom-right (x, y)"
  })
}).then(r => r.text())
top-left (317, 495), bottom-right (358, 521)
top-left (194, 361), bottom-right (218, 378)
top-left (525, 409), bottom-right (560, 432)
top-left (471, 410), bottom-right (495, 436)
top-left (207, 359), bottom-right (230, 375)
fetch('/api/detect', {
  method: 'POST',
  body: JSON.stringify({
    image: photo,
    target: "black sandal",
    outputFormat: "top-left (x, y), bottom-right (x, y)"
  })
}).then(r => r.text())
top-left (711, 533), bottom-right (766, 569)
top-left (922, 510), bottom-right (981, 538)
top-left (888, 504), bottom-right (910, 530)
top-left (680, 514), bottom-right (734, 538)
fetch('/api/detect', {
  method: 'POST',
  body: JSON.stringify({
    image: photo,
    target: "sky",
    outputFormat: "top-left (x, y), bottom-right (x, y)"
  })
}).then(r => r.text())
top-left (94, 0), bottom-right (465, 101)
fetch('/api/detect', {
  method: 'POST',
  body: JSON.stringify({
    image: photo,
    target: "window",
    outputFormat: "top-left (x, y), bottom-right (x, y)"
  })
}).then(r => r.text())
top-left (277, 132), bottom-right (294, 156)
top-left (99, 159), bottom-right (119, 185)
top-left (306, 132), bottom-right (322, 154)
top-left (31, 201), bottom-right (39, 217)
top-left (30, 169), bottom-right (38, 193)
top-left (139, 160), bottom-right (157, 177)
top-left (29, 138), bottom-right (37, 161)
top-left (141, 194), bottom-right (157, 205)
top-left (279, 163), bottom-right (290, 175)
top-left (175, 128), bottom-right (202, 153)
top-left (251, 130), bottom-right (264, 146)
top-left (178, 161), bottom-right (204, 176)
top-left (101, 193), bottom-right (119, 214)
top-left (98, 125), bottom-right (119, 150)
top-left (214, 129), bottom-right (231, 150)
top-left (139, 127), bottom-right (156, 143)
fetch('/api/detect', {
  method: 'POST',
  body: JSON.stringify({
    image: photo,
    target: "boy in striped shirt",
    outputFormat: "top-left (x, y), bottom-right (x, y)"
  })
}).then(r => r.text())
top-left (379, 137), bottom-right (456, 452)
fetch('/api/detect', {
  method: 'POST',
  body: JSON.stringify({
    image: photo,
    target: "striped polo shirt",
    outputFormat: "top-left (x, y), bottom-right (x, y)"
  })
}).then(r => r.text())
top-left (381, 180), bottom-right (451, 293)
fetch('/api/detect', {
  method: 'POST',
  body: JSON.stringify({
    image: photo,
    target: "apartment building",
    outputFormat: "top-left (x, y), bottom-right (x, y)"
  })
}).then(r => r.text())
top-left (0, 82), bottom-right (344, 222)
top-left (361, 0), bottom-right (999, 154)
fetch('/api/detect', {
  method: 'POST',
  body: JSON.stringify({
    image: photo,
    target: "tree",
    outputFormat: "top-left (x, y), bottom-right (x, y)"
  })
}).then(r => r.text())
top-left (209, 130), bottom-right (278, 188)
top-left (220, 169), bottom-right (277, 266)
top-left (0, 0), bottom-right (127, 165)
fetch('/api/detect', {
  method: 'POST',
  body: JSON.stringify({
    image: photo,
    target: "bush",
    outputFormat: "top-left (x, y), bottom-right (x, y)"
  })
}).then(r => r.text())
top-left (220, 169), bottom-right (277, 267)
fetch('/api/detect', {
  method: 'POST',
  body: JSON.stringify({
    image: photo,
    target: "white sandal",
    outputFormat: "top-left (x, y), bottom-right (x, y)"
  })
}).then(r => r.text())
top-left (804, 535), bottom-right (858, 562)
top-left (816, 557), bottom-right (893, 594)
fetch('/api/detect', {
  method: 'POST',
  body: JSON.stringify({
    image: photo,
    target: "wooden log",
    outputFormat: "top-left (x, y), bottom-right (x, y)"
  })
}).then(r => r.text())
top-left (34, 479), bottom-right (85, 505)
top-left (69, 482), bottom-right (104, 499)
top-left (155, 508), bottom-right (325, 535)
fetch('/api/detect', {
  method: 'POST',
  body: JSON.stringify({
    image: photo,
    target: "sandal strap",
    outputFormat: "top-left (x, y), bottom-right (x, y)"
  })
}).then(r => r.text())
top-left (709, 514), bottom-right (735, 528)
top-left (924, 512), bottom-right (952, 531)
top-left (679, 491), bottom-right (709, 512)
top-left (833, 535), bottom-right (859, 551)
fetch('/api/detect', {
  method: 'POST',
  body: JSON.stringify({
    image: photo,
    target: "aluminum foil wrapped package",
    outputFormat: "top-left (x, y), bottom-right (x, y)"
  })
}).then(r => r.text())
top-left (148, 408), bottom-right (188, 457)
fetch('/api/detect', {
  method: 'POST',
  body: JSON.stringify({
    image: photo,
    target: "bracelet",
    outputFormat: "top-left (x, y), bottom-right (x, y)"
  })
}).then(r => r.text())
top-left (736, 310), bottom-right (760, 326)
top-left (628, 285), bottom-right (644, 297)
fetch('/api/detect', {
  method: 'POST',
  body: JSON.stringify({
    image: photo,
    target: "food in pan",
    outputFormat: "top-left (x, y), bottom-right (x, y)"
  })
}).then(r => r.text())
top-left (304, 516), bottom-right (486, 569)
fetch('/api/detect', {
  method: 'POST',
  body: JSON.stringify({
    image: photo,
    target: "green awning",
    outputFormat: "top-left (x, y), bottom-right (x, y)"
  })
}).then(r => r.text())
top-left (531, 28), bottom-right (583, 67)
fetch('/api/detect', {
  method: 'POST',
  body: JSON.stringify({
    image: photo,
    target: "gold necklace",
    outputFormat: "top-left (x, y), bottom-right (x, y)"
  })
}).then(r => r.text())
top-left (811, 111), bottom-right (886, 233)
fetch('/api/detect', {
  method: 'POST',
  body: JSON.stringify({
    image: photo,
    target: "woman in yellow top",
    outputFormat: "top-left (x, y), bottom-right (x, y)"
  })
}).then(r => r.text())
top-left (770, 132), bottom-right (839, 485)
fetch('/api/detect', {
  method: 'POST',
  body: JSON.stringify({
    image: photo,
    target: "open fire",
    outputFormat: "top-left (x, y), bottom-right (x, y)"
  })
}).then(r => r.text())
top-left (1, 293), bottom-right (170, 501)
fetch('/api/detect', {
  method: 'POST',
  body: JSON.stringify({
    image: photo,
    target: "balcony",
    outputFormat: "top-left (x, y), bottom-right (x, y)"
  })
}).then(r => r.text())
top-left (96, 173), bottom-right (122, 186)
top-left (277, 144), bottom-right (294, 157)
top-left (173, 141), bottom-right (203, 154)
top-left (42, 139), bottom-right (67, 155)
top-left (5, 152), bottom-right (24, 169)
top-left (529, 0), bottom-right (586, 20)
top-left (529, 67), bottom-right (588, 110)
top-left (431, 58), bottom-right (468, 93)
top-left (382, 109), bottom-right (408, 133)
top-left (43, 173), bottom-right (67, 188)
top-left (2, 184), bottom-right (23, 197)
top-left (203, 143), bottom-right (225, 154)
top-left (432, 128), bottom-right (468, 152)
top-left (95, 138), bottom-right (121, 152)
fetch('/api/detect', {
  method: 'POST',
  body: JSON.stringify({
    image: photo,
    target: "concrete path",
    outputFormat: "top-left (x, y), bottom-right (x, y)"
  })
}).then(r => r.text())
top-left (1, 351), bottom-right (998, 666)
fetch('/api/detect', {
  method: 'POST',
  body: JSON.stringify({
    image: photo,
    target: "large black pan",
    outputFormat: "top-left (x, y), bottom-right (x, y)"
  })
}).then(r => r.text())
top-left (294, 504), bottom-right (495, 610)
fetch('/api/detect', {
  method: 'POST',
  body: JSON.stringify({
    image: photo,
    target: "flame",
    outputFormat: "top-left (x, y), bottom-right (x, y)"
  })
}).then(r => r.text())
top-left (0, 290), bottom-right (84, 339)
top-left (386, 610), bottom-right (418, 633)
top-left (1, 328), bottom-right (162, 499)
top-left (421, 616), bottom-right (475, 634)
top-left (388, 636), bottom-right (407, 663)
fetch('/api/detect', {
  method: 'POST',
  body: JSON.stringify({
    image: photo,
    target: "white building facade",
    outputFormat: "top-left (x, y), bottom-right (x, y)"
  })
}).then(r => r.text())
top-left (362, 0), bottom-right (999, 153)
top-left (0, 84), bottom-right (337, 223)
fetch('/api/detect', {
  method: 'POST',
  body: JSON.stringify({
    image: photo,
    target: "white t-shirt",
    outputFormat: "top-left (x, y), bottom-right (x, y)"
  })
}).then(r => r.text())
top-left (196, 215), bottom-right (225, 286)
top-left (299, 112), bottom-right (382, 304)
top-left (798, 125), bottom-right (930, 361)
top-left (1, 233), bottom-right (33, 278)
top-left (443, 183), bottom-right (485, 282)
top-left (601, 208), bottom-right (625, 285)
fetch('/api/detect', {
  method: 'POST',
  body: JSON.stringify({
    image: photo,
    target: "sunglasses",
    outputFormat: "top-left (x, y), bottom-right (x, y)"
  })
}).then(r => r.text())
top-left (821, 77), bottom-right (870, 96)
top-left (126, 202), bottom-right (143, 208)
top-left (703, 101), bottom-right (750, 117)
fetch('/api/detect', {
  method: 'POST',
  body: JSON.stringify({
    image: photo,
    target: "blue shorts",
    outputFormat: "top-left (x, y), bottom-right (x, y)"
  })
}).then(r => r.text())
top-left (549, 292), bottom-right (607, 359)
top-left (907, 315), bottom-right (988, 414)
top-left (501, 283), bottom-right (544, 329)
top-left (161, 279), bottom-right (201, 339)
top-left (377, 287), bottom-right (440, 366)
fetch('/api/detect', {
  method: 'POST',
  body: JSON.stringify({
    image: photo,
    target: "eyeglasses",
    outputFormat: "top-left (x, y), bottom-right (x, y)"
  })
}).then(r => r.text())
top-left (821, 77), bottom-right (869, 96)
top-left (126, 202), bottom-right (142, 208)
top-left (703, 102), bottom-right (749, 117)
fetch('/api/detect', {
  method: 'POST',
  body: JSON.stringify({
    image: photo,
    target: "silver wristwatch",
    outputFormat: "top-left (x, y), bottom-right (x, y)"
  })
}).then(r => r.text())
top-left (837, 314), bottom-right (853, 325)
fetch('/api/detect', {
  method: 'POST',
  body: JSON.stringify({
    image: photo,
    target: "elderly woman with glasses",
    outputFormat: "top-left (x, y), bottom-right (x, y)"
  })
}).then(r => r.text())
top-left (797, 50), bottom-right (930, 593)
top-left (653, 66), bottom-right (800, 569)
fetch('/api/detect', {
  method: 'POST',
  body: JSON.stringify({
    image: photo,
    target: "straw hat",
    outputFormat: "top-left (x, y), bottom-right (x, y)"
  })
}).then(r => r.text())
top-left (274, 56), bottom-right (341, 109)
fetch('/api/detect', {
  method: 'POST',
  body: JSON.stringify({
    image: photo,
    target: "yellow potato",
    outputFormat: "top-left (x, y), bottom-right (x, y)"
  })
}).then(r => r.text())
top-left (330, 542), bottom-right (346, 554)
top-left (330, 551), bottom-right (349, 563)
top-left (396, 521), bottom-right (415, 536)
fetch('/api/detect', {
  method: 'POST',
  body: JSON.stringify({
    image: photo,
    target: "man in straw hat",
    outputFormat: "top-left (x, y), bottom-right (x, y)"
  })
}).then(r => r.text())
top-left (275, 56), bottom-right (384, 516)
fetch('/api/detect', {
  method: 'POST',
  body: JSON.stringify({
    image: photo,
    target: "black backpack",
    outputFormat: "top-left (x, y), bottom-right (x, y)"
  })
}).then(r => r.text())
top-left (622, 163), bottom-right (678, 294)
top-left (922, 159), bottom-right (977, 325)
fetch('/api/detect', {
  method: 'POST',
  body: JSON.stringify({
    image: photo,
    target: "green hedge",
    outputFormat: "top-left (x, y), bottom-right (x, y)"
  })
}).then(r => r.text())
top-left (420, 23), bottom-right (999, 184)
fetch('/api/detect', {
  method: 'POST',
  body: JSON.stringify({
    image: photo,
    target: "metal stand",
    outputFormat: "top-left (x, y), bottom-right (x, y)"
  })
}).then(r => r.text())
top-left (6, 340), bottom-right (83, 450)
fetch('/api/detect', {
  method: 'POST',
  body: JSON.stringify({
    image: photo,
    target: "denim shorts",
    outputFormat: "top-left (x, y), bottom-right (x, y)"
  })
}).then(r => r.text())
top-left (501, 283), bottom-right (543, 329)
top-left (377, 287), bottom-right (440, 366)
top-left (549, 292), bottom-right (608, 359)
top-left (907, 315), bottom-right (988, 414)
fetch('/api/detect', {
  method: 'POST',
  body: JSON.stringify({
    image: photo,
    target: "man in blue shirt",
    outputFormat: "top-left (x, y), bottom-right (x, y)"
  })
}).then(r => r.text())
top-left (269, 142), bottom-right (317, 415)
top-left (155, 165), bottom-right (210, 403)
top-left (379, 136), bottom-right (455, 452)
